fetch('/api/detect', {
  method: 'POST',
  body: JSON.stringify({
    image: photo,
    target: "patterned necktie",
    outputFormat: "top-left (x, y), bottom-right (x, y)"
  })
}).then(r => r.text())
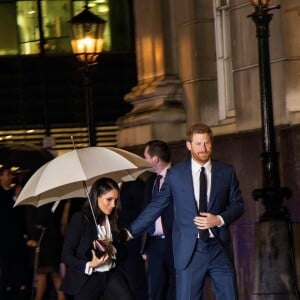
top-left (148, 174), bottom-right (162, 235)
top-left (199, 167), bottom-right (209, 241)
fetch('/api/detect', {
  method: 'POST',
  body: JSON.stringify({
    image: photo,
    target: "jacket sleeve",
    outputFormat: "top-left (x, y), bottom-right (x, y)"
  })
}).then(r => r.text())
top-left (219, 166), bottom-right (244, 226)
top-left (61, 212), bottom-right (92, 272)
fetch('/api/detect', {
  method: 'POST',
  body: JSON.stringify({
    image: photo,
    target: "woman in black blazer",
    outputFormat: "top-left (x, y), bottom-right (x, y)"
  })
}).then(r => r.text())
top-left (61, 177), bottom-right (133, 300)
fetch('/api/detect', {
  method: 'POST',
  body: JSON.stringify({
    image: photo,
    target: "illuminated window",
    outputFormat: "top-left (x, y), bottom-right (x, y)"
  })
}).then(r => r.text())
top-left (0, 0), bottom-right (131, 56)
top-left (40, 0), bottom-right (72, 54)
top-left (0, 2), bottom-right (18, 55)
top-left (17, 1), bottom-right (41, 54)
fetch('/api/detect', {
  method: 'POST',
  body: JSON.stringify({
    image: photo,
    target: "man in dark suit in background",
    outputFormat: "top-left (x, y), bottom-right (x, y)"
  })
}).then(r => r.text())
top-left (142, 140), bottom-right (175, 300)
top-left (0, 166), bottom-right (29, 300)
top-left (127, 124), bottom-right (244, 300)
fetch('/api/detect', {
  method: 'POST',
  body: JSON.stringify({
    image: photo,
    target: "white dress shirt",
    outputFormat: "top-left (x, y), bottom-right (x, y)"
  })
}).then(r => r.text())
top-left (191, 159), bottom-right (212, 210)
top-left (85, 215), bottom-right (116, 275)
top-left (191, 158), bottom-right (224, 237)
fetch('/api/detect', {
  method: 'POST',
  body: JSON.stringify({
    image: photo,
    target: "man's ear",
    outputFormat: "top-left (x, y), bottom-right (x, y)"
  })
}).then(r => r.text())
top-left (153, 155), bottom-right (159, 164)
top-left (186, 141), bottom-right (191, 151)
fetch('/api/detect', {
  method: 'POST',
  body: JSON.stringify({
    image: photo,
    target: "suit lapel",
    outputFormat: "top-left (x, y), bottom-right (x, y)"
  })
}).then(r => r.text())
top-left (182, 159), bottom-right (199, 214)
top-left (208, 161), bottom-right (223, 210)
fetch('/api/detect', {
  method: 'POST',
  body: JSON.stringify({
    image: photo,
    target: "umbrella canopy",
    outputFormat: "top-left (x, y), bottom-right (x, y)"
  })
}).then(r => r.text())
top-left (14, 146), bottom-right (151, 207)
top-left (0, 142), bottom-right (54, 173)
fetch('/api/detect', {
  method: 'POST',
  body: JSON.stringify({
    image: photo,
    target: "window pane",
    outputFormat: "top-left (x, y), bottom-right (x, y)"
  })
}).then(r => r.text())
top-left (17, 0), bottom-right (72, 55)
top-left (17, 1), bottom-right (40, 54)
top-left (0, 3), bottom-right (18, 55)
top-left (41, 0), bottom-right (72, 54)
top-left (1, 0), bottom-right (133, 55)
top-left (214, 0), bottom-right (236, 120)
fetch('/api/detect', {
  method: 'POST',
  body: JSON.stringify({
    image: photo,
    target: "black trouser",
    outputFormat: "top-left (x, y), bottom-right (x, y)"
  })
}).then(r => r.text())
top-left (146, 237), bottom-right (176, 300)
top-left (74, 269), bottom-right (133, 300)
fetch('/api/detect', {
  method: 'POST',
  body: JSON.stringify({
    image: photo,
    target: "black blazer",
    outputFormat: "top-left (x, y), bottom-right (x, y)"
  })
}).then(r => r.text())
top-left (61, 211), bottom-right (98, 295)
top-left (61, 211), bottom-right (126, 296)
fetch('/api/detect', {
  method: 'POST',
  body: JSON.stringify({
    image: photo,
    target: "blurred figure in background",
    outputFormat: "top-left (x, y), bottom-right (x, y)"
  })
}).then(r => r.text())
top-left (26, 202), bottom-right (66, 300)
top-left (119, 174), bottom-right (149, 300)
top-left (0, 166), bottom-right (30, 300)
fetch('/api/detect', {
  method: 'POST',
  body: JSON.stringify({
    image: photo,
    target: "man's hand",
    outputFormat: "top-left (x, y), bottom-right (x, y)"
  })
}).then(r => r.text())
top-left (193, 212), bottom-right (221, 230)
top-left (118, 228), bottom-right (132, 243)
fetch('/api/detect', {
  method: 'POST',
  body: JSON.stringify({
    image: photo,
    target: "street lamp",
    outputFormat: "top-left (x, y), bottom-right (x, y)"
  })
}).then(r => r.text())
top-left (250, 0), bottom-right (271, 7)
top-left (248, 0), bottom-right (289, 220)
top-left (248, 1), bottom-right (299, 298)
top-left (69, 4), bottom-right (106, 146)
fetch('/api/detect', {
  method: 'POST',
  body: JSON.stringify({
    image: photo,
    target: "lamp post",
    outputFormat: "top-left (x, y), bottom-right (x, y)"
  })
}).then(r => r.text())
top-left (249, 0), bottom-right (289, 220)
top-left (69, 4), bottom-right (106, 146)
top-left (248, 1), bottom-right (299, 298)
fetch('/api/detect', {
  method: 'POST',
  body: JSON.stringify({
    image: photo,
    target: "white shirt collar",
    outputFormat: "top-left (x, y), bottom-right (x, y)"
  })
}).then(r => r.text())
top-left (191, 158), bottom-right (212, 174)
top-left (158, 163), bottom-right (171, 178)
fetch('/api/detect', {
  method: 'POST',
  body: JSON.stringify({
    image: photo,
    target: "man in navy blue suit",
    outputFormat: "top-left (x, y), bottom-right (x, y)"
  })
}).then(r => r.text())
top-left (127, 123), bottom-right (244, 300)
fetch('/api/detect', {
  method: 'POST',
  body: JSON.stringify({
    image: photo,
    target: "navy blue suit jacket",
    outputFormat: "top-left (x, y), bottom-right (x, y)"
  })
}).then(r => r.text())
top-left (144, 173), bottom-right (173, 235)
top-left (141, 173), bottom-right (173, 254)
top-left (129, 159), bottom-right (244, 270)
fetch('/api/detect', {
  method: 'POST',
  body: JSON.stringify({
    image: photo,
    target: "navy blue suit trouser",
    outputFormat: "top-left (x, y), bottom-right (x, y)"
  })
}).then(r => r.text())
top-left (176, 238), bottom-right (237, 300)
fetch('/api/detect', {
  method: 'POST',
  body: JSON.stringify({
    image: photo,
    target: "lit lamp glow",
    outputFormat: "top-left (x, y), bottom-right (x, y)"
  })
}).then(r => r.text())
top-left (69, 6), bottom-right (106, 65)
top-left (250, 0), bottom-right (271, 7)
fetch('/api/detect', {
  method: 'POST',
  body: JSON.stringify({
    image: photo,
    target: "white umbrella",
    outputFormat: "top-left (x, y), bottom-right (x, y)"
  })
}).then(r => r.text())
top-left (14, 146), bottom-right (151, 207)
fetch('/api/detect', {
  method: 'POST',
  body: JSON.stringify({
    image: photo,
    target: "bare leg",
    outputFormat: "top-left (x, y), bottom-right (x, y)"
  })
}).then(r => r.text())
top-left (51, 272), bottom-right (66, 300)
top-left (34, 273), bottom-right (47, 300)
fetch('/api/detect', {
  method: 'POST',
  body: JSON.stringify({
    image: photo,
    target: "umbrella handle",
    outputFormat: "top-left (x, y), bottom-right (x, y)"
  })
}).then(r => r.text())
top-left (83, 181), bottom-right (100, 236)
top-left (70, 136), bottom-right (76, 150)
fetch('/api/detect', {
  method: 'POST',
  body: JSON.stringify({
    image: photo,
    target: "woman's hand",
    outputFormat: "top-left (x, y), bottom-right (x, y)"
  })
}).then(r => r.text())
top-left (26, 239), bottom-right (38, 248)
top-left (99, 239), bottom-right (115, 257)
top-left (88, 250), bottom-right (110, 269)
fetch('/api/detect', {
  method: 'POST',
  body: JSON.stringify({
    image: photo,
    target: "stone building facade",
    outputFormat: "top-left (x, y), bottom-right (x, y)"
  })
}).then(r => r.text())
top-left (117, 1), bottom-right (300, 298)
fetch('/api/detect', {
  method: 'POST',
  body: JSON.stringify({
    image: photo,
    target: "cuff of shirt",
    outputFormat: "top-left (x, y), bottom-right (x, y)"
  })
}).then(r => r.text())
top-left (217, 215), bottom-right (225, 227)
top-left (126, 228), bottom-right (133, 239)
top-left (85, 262), bottom-right (93, 275)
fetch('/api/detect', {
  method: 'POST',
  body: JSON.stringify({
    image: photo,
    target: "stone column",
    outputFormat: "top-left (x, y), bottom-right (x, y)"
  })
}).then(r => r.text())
top-left (175, 0), bottom-right (219, 126)
top-left (117, 0), bottom-right (186, 147)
